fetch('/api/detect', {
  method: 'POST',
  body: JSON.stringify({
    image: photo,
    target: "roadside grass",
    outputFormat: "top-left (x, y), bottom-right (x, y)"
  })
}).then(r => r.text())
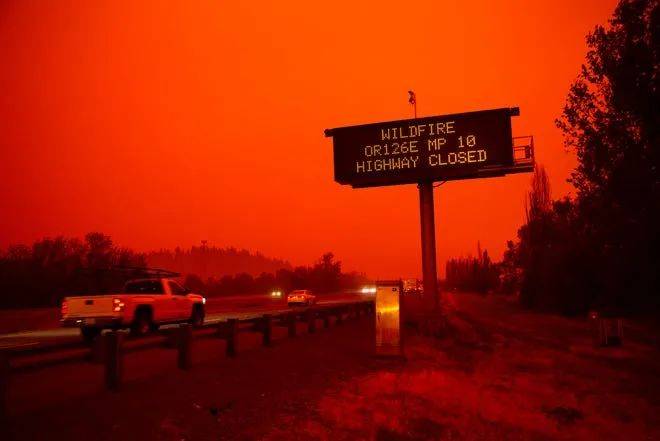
top-left (5, 293), bottom-right (657, 440)
top-left (265, 293), bottom-right (660, 440)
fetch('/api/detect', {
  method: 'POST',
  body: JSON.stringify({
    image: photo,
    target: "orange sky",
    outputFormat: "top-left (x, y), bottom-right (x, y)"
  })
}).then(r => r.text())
top-left (0, 0), bottom-right (618, 278)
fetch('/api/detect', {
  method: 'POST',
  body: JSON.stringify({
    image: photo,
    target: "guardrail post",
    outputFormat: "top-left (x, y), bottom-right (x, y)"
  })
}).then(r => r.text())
top-left (226, 319), bottom-right (238, 358)
top-left (307, 309), bottom-right (316, 334)
top-left (287, 312), bottom-right (297, 337)
top-left (104, 331), bottom-right (123, 391)
top-left (0, 351), bottom-right (9, 426)
top-left (262, 314), bottom-right (272, 347)
top-left (177, 324), bottom-right (193, 370)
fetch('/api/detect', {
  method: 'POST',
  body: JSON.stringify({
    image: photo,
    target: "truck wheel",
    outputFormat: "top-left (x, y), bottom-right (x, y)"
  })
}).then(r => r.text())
top-left (190, 305), bottom-right (205, 327)
top-left (81, 326), bottom-right (101, 344)
top-left (130, 308), bottom-right (153, 337)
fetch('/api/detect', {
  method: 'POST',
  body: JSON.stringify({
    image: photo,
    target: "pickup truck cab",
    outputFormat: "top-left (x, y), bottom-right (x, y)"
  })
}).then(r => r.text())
top-left (61, 278), bottom-right (206, 341)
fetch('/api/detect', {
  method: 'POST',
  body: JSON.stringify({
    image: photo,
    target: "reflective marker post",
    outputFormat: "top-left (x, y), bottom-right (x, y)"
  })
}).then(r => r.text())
top-left (418, 181), bottom-right (439, 312)
top-left (375, 281), bottom-right (404, 358)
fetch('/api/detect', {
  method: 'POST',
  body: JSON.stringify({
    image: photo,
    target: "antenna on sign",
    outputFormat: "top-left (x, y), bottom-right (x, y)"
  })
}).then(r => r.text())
top-left (408, 90), bottom-right (417, 119)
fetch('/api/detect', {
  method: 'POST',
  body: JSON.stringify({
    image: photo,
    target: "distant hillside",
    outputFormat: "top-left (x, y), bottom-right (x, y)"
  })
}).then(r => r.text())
top-left (146, 245), bottom-right (292, 280)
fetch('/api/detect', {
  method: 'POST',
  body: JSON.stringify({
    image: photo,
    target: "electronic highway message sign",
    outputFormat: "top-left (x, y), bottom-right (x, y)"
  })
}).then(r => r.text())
top-left (325, 107), bottom-right (520, 188)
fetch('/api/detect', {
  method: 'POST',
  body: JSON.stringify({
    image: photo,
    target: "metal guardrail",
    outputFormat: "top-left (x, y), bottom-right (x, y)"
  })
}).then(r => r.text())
top-left (0, 300), bottom-right (374, 419)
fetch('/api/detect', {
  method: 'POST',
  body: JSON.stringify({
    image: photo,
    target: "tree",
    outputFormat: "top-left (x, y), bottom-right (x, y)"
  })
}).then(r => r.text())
top-left (556, 0), bottom-right (659, 311)
top-left (498, 240), bottom-right (521, 295)
top-left (85, 232), bottom-right (114, 268)
top-left (518, 166), bottom-right (553, 307)
top-left (445, 243), bottom-right (499, 294)
top-left (557, 0), bottom-right (658, 200)
top-left (310, 252), bottom-right (342, 293)
top-left (0, 233), bottom-right (146, 308)
top-left (184, 274), bottom-right (206, 294)
top-left (524, 165), bottom-right (552, 224)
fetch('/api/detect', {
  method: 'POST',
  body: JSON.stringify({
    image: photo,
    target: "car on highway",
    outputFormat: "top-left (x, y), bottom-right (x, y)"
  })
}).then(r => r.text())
top-left (287, 289), bottom-right (316, 307)
top-left (360, 285), bottom-right (377, 294)
top-left (61, 277), bottom-right (206, 342)
top-left (271, 289), bottom-right (283, 298)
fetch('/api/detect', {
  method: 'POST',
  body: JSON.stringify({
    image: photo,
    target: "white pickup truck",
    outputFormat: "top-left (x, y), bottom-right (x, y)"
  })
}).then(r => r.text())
top-left (61, 278), bottom-right (206, 341)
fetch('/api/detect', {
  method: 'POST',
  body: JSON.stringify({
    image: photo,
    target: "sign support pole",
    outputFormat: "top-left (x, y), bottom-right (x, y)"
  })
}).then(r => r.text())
top-left (418, 181), bottom-right (439, 311)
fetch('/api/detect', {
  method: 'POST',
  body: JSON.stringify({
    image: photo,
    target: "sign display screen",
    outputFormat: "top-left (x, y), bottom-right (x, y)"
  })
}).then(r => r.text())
top-left (325, 107), bottom-right (518, 187)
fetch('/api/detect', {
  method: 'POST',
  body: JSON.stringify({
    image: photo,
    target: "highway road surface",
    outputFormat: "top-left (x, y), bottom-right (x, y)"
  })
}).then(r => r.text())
top-left (0, 292), bottom-right (370, 350)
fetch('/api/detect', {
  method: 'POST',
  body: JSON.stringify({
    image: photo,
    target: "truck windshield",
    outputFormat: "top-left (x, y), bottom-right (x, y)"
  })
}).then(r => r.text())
top-left (124, 280), bottom-right (163, 294)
